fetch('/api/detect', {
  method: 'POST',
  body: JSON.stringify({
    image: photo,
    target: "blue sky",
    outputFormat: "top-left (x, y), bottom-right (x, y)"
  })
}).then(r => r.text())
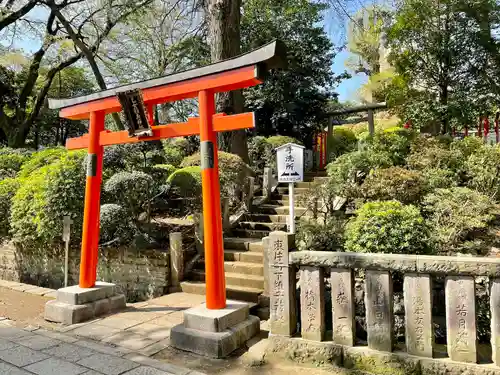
top-left (4, 3), bottom-right (366, 103)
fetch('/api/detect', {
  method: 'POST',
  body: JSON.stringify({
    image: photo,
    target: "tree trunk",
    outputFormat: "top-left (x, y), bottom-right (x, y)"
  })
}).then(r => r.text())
top-left (206, 0), bottom-right (249, 163)
top-left (439, 84), bottom-right (449, 135)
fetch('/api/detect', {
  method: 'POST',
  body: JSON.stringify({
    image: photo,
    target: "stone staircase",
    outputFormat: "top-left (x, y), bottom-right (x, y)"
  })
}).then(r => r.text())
top-left (180, 171), bottom-right (328, 312)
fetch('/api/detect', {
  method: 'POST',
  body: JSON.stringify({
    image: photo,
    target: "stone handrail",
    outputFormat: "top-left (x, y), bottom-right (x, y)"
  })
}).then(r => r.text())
top-left (290, 251), bottom-right (500, 276)
top-left (266, 231), bottom-right (500, 375)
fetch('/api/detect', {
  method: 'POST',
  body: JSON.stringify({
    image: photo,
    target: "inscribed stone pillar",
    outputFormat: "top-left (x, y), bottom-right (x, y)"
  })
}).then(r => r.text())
top-left (269, 231), bottom-right (296, 336)
top-left (300, 266), bottom-right (325, 341)
top-left (262, 236), bottom-right (270, 297)
top-left (491, 278), bottom-right (500, 365)
top-left (169, 232), bottom-right (183, 288)
top-left (445, 276), bottom-right (477, 363)
top-left (331, 268), bottom-right (355, 346)
top-left (404, 274), bottom-right (433, 357)
top-left (263, 167), bottom-right (272, 198)
top-left (365, 270), bottom-right (394, 352)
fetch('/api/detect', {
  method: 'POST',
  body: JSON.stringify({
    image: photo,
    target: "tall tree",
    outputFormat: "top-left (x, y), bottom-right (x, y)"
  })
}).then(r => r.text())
top-left (205, 0), bottom-right (248, 162)
top-left (241, 0), bottom-right (341, 147)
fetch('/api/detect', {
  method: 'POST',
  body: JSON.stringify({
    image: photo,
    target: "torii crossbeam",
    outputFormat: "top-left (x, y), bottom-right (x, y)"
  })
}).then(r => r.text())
top-left (49, 40), bottom-right (286, 310)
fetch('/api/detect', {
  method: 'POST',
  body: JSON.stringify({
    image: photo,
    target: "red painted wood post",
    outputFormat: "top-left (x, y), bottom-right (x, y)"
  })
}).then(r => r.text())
top-left (80, 111), bottom-right (105, 288)
top-left (199, 90), bottom-right (226, 309)
top-left (484, 116), bottom-right (490, 142)
top-left (495, 112), bottom-right (499, 144)
top-left (465, 126), bottom-right (469, 137)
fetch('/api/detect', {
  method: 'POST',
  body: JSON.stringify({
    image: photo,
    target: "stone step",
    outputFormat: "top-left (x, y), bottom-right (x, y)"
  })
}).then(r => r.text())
top-left (224, 249), bottom-right (264, 263)
top-left (237, 221), bottom-right (287, 232)
top-left (231, 228), bottom-right (271, 239)
top-left (224, 237), bottom-right (263, 252)
top-left (191, 270), bottom-right (264, 290)
top-left (242, 213), bottom-right (288, 223)
top-left (224, 261), bottom-right (264, 276)
top-left (256, 205), bottom-right (307, 215)
top-left (295, 181), bottom-right (316, 188)
top-left (180, 281), bottom-right (262, 303)
top-left (256, 307), bottom-right (270, 320)
top-left (276, 187), bottom-right (311, 195)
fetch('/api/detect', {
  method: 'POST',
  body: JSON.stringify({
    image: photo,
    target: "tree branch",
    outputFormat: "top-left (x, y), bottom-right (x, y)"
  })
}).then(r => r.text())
top-left (0, 0), bottom-right (38, 33)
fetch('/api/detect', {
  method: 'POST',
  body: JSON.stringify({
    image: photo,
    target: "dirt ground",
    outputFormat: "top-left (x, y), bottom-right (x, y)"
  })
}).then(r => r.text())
top-left (0, 286), bottom-right (51, 326)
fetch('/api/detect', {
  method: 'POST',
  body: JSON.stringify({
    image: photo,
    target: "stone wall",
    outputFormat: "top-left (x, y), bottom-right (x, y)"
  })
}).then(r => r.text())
top-left (0, 241), bottom-right (170, 303)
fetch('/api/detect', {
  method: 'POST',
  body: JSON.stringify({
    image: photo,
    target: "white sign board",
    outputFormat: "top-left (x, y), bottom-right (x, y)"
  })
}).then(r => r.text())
top-left (276, 143), bottom-right (304, 183)
top-left (62, 216), bottom-right (73, 243)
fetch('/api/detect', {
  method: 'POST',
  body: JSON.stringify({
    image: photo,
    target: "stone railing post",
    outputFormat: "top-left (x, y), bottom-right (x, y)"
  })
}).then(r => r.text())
top-left (300, 266), bottom-right (325, 341)
top-left (269, 231), bottom-right (297, 336)
top-left (404, 274), bottom-right (433, 357)
top-left (445, 276), bottom-right (477, 363)
top-left (365, 270), bottom-right (394, 352)
top-left (262, 236), bottom-right (270, 298)
top-left (195, 213), bottom-right (203, 254)
top-left (169, 232), bottom-right (183, 292)
top-left (491, 278), bottom-right (500, 365)
top-left (263, 167), bottom-right (272, 199)
top-left (245, 176), bottom-right (255, 212)
top-left (222, 197), bottom-right (230, 230)
top-left (331, 269), bottom-right (355, 346)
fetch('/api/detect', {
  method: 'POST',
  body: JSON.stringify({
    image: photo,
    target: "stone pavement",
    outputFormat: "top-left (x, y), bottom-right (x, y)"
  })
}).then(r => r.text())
top-left (56, 293), bottom-right (206, 358)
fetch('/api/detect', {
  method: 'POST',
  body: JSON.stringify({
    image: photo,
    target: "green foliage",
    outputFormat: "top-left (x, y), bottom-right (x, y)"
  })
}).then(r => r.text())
top-left (265, 136), bottom-right (301, 149)
top-left (345, 201), bottom-right (431, 254)
top-left (367, 129), bottom-right (415, 165)
top-left (99, 204), bottom-right (135, 245)
top-left (450, 136), bottom-right (483, 159)
top-left (296, 217), bottom-right (345, 251)
top-left (162, 138), bottom-right (191, 167)
top-left (241, 0), bottom-right (340, 143)
top-left (18, 148), bottom-right (66, 178)
top-left (248, 136), bottom-right (270, 173)
top-left (326, 150), bottom-right (393, 198)
top-left (421, 168), bottom-right (458, 190)
top-left (361, 167), bottom-right (425, 204)
top-left (167, 166), bottom-right (202, 199)
top-left (0, 150), bottom-right (31, 178)
top-left (464, 145), bottom-right (500, 200)
top-left (10, 151), bottom-right (86, 249)
top-left (104, 171), bottom-right (154, 218)
top-left (0, 178), bottom-right (20, 240)
top-left (407, 136), bottom-right (462, 171)
top-left (328, 127), bottom-right (357, 160)
top-left (422, 187), bottom-right (494, 252)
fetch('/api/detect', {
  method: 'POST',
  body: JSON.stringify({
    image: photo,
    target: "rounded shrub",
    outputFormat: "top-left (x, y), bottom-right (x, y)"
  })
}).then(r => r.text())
top-left (248, 136), bottom-right (269, 173)
top-left (265, 135), bottom-right (301, 149)
top-left (0, 178), bottom-right (20, 240)
top-left (104, 171), bottom-right (154, 218)
top-left (422, 187), bottom-right (494, 252)
top-left (451, 136), bottom-right (483, 159)
top-left (99, 204), bottom-right (135, 245)
top-left (18, 147), bottom-right (66, 178)
top-left (328, 127), bottom-right (357, 160)
top-left (407, 143), bottom-right (462, 172)
top-left (162, 138), bottom-right (191, 167)
top-left (167, 166), bottom-right (202, 198)
top-left (10, 151), bottom-right (86, 249)
top-left (361, 167), bottom-right (425, 204)
top-left (345, 201), bottom-right (431, 254)
top-left (421, 168), bottom-right (458, 191)
top-left (367, 129), bottom-right (416, 165)
top-left (0, 151), bottom-right (31, 178)
top-left (326, 150), bottom-right (393, 198)
top-left (464, 145), bottom-right (500, 200)
top-left (296, 217), bottom-right (345, 251)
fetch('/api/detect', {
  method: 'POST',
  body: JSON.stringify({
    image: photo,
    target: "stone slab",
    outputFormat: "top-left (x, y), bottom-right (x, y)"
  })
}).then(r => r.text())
top-left (331, 268), bottom-right (355, 346)
top-left (57, 282), bottom-right (115, 305)
top-left (170, 315), bottom-right (260, 358)
top-left (404, 273), bottom-right (433, 357)
top-left (0, 345), bottom-right (49, 367)
top-left (71, 323), bottom-right (121, 341)
top-left (300, 266), bottom-right (325, 341)
top-left (121, 366), bottom-right (173, 375)
top-left (0, 337), bottom-right (19, 351)
top-left (0, 327), bottom-right (32, 340)
top-left (183, 300), bottom-right (249, 332)
top-left (15, 334), bottom-right (61, 350)
top-left (77, 353), bottom-right (140, 375)
top-left (24, 357), bottom-right (88, 375)
top-left (343, 346), bottom-right (420, 375)
top-left (0, 361), bottom-right (33, 375)
top-left (42, 342), bottom-right (97, 362)
top-left (365, 270), bottom-right (393, 352)
top-left (123, 353), bottom-right (191, 375)
top-left (445, 276), bottom-right (477, 363)
top-left (103, 331), bottom-right (158, 351)
top-left (109, 294), bottom-right (127, 311)
top-left (44, 300), bottom-right (93, 325)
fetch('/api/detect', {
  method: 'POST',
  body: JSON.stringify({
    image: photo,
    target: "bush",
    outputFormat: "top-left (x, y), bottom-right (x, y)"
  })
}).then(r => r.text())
top-left (367, 129), bottom-right (415, 165)
top-left (345, 201), bottom-right (431, 254)
top-left (167, 166), bottom-right (202, 198)
top-left (327, 127), bottom-right (357, 160)
top-left (162, 138), bottom-right (191, 167)
top-left (407, 142), bottom-right (462, 172)
top-left (99, 204), bottom-right (135, 245)
top-left (361, 167), bottom-right (425, 204)
top-left (18, 148), bottom-right (66, 178)
top-left (422, 187), bottom-right (494, 252)
top-left (181, 151), bottom-right (252, 205)
top-left (464, 145), bottom-right (500, 200)
top-left (0, 151), bottom-right (31, 179)
top-left (326, 150), bottom-right (393, 198)
top-left (11, 151), bottom-right (86, 249)
top-left (265, 135), bottom-right (301, 149)
top-left (296, 217), bottom-right (345, 251)
top-left (421, 168), bottom-right (458, 191)
top-left (451, 136), bottom-right (483, 159)
top-left (0, 178), bottom-right (20, 240)
top-left (104, 171), bottom-right (154, 218)
top-left (248, 136), bottom-right (269, 173)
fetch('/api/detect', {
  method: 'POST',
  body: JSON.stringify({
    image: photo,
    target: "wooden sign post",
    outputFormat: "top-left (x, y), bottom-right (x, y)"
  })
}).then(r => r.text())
top-left (49, 41), bottom-right (285, 310)
top-left (62, 216), bottom-right (73, 287)
top-left (276, 143), bottom-right (304, 234)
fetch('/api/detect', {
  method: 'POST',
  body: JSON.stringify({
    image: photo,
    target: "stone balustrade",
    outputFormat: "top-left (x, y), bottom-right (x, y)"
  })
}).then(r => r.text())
top-left (266, 231), bottom-right (500, 375)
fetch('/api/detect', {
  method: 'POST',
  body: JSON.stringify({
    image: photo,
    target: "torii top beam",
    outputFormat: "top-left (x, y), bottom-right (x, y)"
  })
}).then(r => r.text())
top-left (49, 40), bottom-right (286, 120)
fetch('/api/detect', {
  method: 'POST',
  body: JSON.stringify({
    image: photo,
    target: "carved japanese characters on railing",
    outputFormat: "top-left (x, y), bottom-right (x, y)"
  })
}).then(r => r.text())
top-left (404, 274), bottom-right (433, 357)
top-left (300, 266), bottom-right (325, 341)
top-left (490, 278), bottom-right (500, 365)
top-left (331, 269), bottom-right (355, 346)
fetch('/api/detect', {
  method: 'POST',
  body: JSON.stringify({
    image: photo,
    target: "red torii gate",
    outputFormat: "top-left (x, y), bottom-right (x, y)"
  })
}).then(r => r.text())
top-left (49, 40), bottom-right (285, 310)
